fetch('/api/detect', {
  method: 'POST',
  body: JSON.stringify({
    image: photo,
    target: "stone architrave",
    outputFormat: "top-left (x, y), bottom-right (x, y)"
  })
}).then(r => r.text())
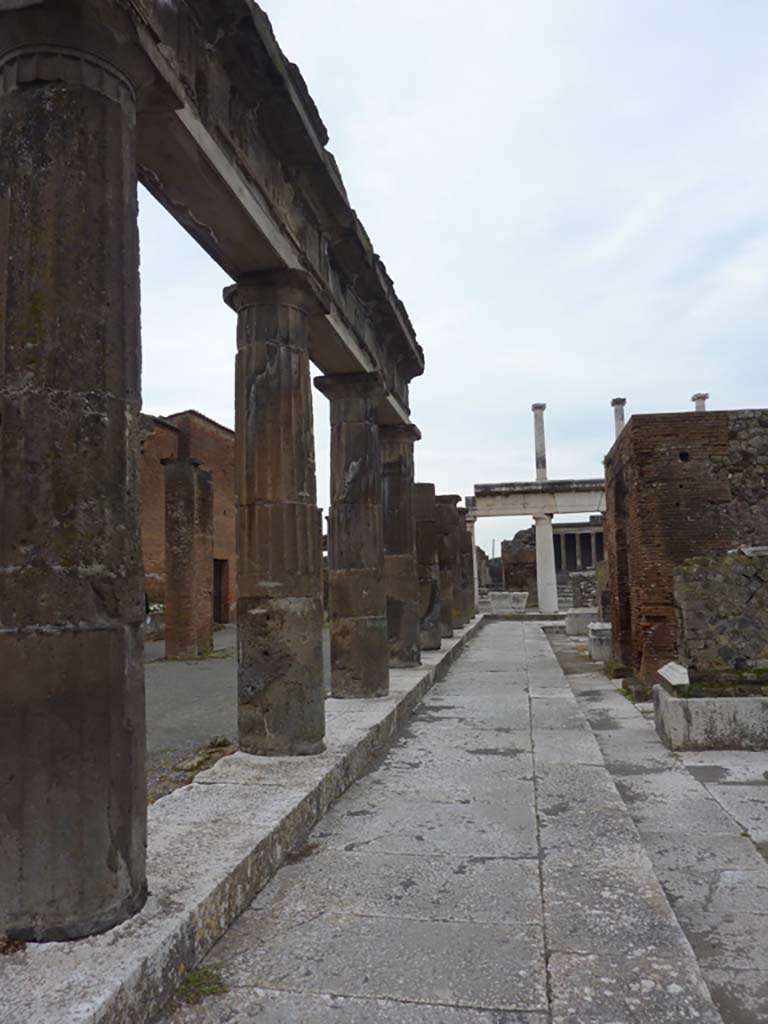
top-left (224, 271), bottom-right (326, 755)
top-left (315, 373), bottom-right (389, 698)
top-left (436, 495), bottom-right (463, 632)
top-left (380, 424), bottom-right (422, 668)
top-left (0, 42), bottom-right (148, 939)
top-left (414, 484), bottom-right (442, 650)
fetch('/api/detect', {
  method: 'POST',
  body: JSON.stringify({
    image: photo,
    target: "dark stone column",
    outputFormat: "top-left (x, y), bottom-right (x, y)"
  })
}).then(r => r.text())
top-left (438, 496), bottom-right (465, 629)
top-left (164, 458), bottom-right (200, 659)
top-left (224, 271), bottom-right (326, 755)
top-left (458, 508), bottom-right (475, 623)
top-left (195, 468), bottom-right (214, 656)
top-left (0, 47), bottom-right (147, 939)
top-left (380, 424), bottom-right (421, 668)
top-left (315, 373), bottom-right (389, 698)
top-left (435, 496), bottom-right (459, 638)
top-left (414, 483), bottom-right (442, 650)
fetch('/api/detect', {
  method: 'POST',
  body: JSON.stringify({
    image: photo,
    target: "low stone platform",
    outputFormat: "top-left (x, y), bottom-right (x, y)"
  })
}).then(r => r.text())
top-left (1, 619), bottom-right (483, 1024)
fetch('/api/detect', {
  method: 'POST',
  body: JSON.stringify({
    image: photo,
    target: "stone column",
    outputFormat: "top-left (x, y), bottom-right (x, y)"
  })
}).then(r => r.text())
top-left (381, 424), bottom-right (421, 668)
top-left (590, 531), bottom-right (598, 568)
top-left (0, 45), bottom-right (147, 939)
top-left (435, 498), bottom-right (457, 638)
top-left (437, 495), bottom-right (465, 628)
top-left (534, 514), bottom-right (559, 614)
top-left (558, 532), bottom-right (567, 574)
top-left (465, 500), bottom-right (480, 615)
top-left (575, 532), bottom-right (583, 570)
top-left (194, 468), bottom-right (214, 656)
top-left (315, 373), bottom-right (389, 697)
top-left (225, 271), bottom-right (326, 755)
top-left (164, 457), bottom-right (200, 659)
top-left (458, 508), bottom-right (474, 623)
top-left (692, 392), bottom-right (709, 412)
top-left (414, 483), bottom-right (442, 649)
top-left (532, 403), bottom-right (548, 481)
top-left (611, 397), bottom-right (626, 438)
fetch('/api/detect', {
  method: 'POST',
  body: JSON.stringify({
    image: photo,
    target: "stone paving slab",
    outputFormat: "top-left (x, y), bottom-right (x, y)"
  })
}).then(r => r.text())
top-left (155, 621), bottom-right (723, 1024)
top-left (0, 619), bottom-right (484, 1024)
top-left (550, 632), bottom-right (768, 1024)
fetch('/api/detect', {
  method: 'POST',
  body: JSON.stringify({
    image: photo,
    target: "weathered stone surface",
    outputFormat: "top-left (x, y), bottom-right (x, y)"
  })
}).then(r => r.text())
top-left (316, 373), bottom-right (389, 698)
top-left (226, 271), bottom-right (326, 754)
top-left (564, 607), bottom-right (597, 636)
top-left (0, 44), bottom-right (147, 938)
top-left (654, 684), bottom-right (768, 750)
top-left (436, 495), bottom-right (462, 633)
top-left (381, 424), bottom-right (421, 667)
top-left (414, 483), bottom-right (442, 650)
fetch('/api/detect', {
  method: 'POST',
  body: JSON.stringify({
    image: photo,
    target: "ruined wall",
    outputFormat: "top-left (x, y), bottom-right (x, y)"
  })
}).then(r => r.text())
top-left (674, 547), bottom-right (768, 679)
top-left (570, 571), bottom-right (597, 608)
top-left (501, 528), bottom-right (538, 604)
top-left (141, 411), bottom-right (237, 618)
top-left (604, 410), bottom-right (768, 685)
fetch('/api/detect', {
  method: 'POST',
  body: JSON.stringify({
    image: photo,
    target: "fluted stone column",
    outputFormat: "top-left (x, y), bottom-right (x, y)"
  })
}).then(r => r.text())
top-left (0, 45), bottom-right (147, 939)
top-left (458, 508), bottom-right (474, 623)
top-left (315, 373), bottom-right (389, 697)
top-left (465, 502), bottom-right (480, 615)
top-left (381, 424), bottom-right (421, 667)
top-left (437, 495), bottom-right (464, 630)
top-left (435, 499), bottom-right (456, 638)
top-left (534, 514), bottom-right (559, 614)
top-left (225, 271), bottom-right (326, 755)
top-left (414, 484), bottom-right (442, 650)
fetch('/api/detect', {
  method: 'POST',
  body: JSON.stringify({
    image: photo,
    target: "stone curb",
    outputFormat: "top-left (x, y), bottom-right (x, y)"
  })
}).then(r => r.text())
top-left (3, 616), bottom-right (486, 1024)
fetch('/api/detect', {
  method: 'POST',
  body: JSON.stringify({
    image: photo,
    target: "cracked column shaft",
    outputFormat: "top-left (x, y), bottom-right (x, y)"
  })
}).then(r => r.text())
top-left (315, 373), bottom-right (389, 698)
top-left (414, 483), bottom-right (442, 650)
top-left (0, 45), bottom-right (147, 939)
top-left (381, 424), bottom-right (422, 668)
top-left (225, 270), bottom-right (326, 755)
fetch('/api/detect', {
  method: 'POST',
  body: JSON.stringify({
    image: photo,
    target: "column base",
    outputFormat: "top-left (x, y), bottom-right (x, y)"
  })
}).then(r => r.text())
top-left (330, 616), bottom-right (389, 698)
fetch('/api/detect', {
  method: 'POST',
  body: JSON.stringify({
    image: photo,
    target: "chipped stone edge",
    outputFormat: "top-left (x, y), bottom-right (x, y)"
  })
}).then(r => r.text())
top-left (654, 683), bottom-right (768, 751)
top-left (8, 616), bottom-right (486, 1024)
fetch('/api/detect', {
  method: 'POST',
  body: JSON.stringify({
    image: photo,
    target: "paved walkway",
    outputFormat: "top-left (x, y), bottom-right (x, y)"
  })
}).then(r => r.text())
top-left (548, 632), bottom-right (768, 1024)
top-left (159, 621), bottom-right (722, 1023)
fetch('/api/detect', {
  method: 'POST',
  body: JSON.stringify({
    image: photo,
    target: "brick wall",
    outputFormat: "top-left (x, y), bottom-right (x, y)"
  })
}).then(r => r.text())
top-left (604, 410), bottom-right (768, 685)
top-left (141, 410), bottom-right (237, 620)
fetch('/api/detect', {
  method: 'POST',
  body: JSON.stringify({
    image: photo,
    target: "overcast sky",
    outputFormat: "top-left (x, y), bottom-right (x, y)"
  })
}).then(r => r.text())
top-left (139, 0), bottom-right (768, 554)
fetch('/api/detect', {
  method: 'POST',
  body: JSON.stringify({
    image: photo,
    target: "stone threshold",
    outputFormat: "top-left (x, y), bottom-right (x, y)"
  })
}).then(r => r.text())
top-left (3, 617), bottom-right (485, 1024)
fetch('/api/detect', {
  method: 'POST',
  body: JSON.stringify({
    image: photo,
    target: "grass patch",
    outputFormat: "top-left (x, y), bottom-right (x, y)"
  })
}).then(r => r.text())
top-left (178, 966), bottom-right (227, 1005)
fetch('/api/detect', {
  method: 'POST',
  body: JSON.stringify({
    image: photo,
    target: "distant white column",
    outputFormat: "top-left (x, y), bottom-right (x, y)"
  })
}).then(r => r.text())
top-left (611, 397), bottom-right (626, 438)
top-left (590, 531), bottom-right (598, 567)
top-left (534, 514), bottom-right (558, 614)
top-left (575, 532), bottom-right (583, 570)
top-left (532, 403), bottom-right (547, 482)
top-left (558, 531), bottom-right (567, 573)
top-left (692, 392), bottom-right (709, 412)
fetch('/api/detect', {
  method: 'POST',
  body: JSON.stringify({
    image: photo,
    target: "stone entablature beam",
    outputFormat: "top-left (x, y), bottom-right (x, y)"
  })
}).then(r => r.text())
top-left (474, 479), bottom-right (605, 518)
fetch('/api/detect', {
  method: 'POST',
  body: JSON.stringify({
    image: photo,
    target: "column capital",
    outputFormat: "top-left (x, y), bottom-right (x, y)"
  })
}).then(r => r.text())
top-left (379, 422), bottom-right (422, 444)
top-left (532, 402), bottom-right (546, 412)
top-left (224, 268), bottom-right (329, 317)
top-left (436, 494), bottom-right (461, 507)
top-left (611, 397), bottom-right (627, 408)
top-left (314, 371), bottom-right (384, 402)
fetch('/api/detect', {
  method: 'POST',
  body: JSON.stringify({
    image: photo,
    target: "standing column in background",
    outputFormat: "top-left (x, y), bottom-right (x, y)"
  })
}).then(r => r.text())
top-left (458, 508), bottom-right (474, 622)
top-left (532, 403), bottom-right (548, 481)
top-left (414, 484), bottom-right (442, 649)
top-left (194, 467), bottom-right (214, 656)
top-left (465, 499), bottom-right (480, 615)
top-left (437, 495), bottom-right (464, 629)
top-left (611, 397), bottom-right (627, 438)
top-left (590, 531), bottom-right (598, 568)
top-left (692, 392), bottom-right (709, 412)
top-left (435, 498), bottom-right (457, 638)
top-left (381, 424), bottom-right (421, 667)
top-left (534, 514), bottom-right (559, 615)
top-left (164, 457), bottom-right (200, 659)
top-left (558, 532), bottom-right (568, 574)
top-left (225, 271), bottom-right (326, 755)
top-left (315, 373), bottom-right (389, 697)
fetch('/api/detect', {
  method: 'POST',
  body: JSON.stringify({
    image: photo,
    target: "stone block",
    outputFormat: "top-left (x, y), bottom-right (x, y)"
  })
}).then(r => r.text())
top-left (654, 684), bottom-right (768, 750)
top-left (587, 622), bottom-right (612, 662)
top-left (565, 607), bottom-right (597, 636)
top-left (489, 592), bottom-right (528, 614)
